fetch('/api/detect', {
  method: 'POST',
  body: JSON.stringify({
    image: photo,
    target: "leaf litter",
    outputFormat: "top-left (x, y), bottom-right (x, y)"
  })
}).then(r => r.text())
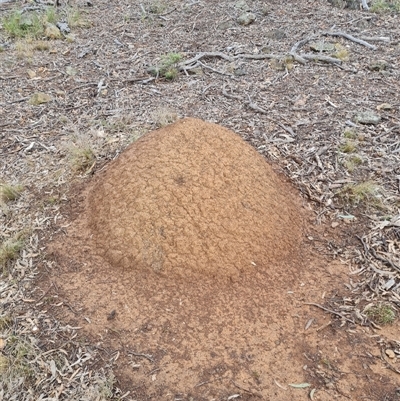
top-left (1, 0), bottom-right (400, 399)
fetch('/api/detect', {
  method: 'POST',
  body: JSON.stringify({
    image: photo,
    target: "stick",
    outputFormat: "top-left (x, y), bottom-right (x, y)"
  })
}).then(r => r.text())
top-left (304, 302), bottom-right (355, 324)
top-left (231, 380), bottom-right (262, 398)
top-left (127, 351), bottom-right (154, 362)
top-left (323, 31), bottom-right (377, 50)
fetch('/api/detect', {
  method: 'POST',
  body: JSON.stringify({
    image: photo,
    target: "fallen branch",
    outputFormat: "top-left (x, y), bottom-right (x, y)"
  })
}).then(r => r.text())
top-left (360, 36), bottom-right (391, 43)
top-left (301, 53), bottom-right (342, 65)
top-left (179, 51), bottom-right (281, 71)
top-left (323, 31), bottom-right (377, 50)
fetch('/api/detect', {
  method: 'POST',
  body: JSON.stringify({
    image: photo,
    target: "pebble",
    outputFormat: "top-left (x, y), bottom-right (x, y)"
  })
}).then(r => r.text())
top-left (29, 92), bottom-right (53, 105)
top-left (385, 349), bottom-right (395, 359)
top-left (354, 110), bottom-right (381, 125)
top-left (45, 23), bottom-right (62, 39)
top-left (237, 12), bottom-right (256, 25)
top-left (310, 41), bottom-right (335, 52)
top-left (368, 60), bottom-right (389, 71)
top-left (331, 222), bottom-right (340, 228)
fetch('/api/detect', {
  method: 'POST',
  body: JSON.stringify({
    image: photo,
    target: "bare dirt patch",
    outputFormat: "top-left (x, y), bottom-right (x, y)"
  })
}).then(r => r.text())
top-left (47, 119), bottom-right (398, 400)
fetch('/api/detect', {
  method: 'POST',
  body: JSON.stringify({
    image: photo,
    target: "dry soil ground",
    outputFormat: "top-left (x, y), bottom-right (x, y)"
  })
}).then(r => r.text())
top-left (1, 0), bottom-right (400, 400)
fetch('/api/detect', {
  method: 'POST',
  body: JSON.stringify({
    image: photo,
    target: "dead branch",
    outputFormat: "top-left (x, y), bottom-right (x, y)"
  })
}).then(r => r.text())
top-left (323, 31), bottom-right (377, 50)
top-left (301, 53), bottom-right (342, 65)
top-left (179, 51), bottom-right (281, 70)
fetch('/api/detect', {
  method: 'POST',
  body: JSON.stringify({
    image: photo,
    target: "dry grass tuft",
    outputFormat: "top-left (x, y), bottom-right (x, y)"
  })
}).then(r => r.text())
top-left (67, 136), bottom-right (96, 173)
top-left (338, 181), bottom-right (382, 205)
top-left (0, 183), bottom-right (23, 203)
top-left (339, 140), bottom-right (357, 153)
top-left (151, 107), bottom-right (178, 128)
top-left (0, 236), bottom-right (25, 269)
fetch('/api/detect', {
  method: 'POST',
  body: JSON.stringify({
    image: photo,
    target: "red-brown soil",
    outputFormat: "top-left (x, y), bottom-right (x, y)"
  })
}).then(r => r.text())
top-left (48, 119), bottom-right (399, 400)
top-left (88, 118), bottom-right (303, 279)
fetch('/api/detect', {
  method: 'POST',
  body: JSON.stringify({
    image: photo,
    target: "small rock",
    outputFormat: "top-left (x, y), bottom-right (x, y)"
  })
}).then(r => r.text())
top-left (66, 66), bottom-right (78, 76)
top-left (234, 66), bottom-right (246, 76)
top-left (234, 0), bottom-right (249, 10)
top-left (377, 103), bottom-right (392, 111)
top-left (56, 21), bottom-right (71, 35)
top-left (0, 338), bottom-right (5, 349)
top-left (310, 41), bottom-right (336, 52)
top-left (383, 278), bottom-right (395, 291)
top-left (65, 34), bottom-right (76, 43)
top-left (217, 21), bottom-right (232, 30)
top-left (331, 222), bottom-right (340, 228)
top-left (354, 110), bottom-right (381, 125)
top-left (45, 23), bottom-right (62, 39)
top-left (368, 60), bottom-right (390, 71)
top-left (237, 12), bottom-right (256, 26)
top-left (29, 92), bottom-right (52, 105)
top-left (27, 69), bottom-right (36, 79)
top-left (266, 29), bottom-right (287, 40)
top-left (386, 349), bottom-right (395, 359)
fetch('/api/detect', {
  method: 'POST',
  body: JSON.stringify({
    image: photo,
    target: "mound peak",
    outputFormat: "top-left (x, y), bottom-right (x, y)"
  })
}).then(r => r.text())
top-left (88, 118), bottom-right (304, 278)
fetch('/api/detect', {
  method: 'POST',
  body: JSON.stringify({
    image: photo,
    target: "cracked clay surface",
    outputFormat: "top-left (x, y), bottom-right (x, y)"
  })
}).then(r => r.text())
top-left (88, 118), bottom-right (303, 279)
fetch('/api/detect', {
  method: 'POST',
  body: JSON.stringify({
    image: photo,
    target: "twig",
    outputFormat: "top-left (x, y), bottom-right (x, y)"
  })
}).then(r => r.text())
top-left (198, 61), bottom-right (231, 76)
top-left (370, 248), bottom-right (400, 273)
top-left (304, 302), bottom-right (355, 324)
top-left (9, 97), bottom-right (29, 104)
top-left (195, 376), bottom-right (225, 387)
top-left (323, 31), bottom-right (377, 50)
top-left (290, 35), bottom-right (317, 54)
top-left (231, 380), bottom-right (262, 398)
top-left (127, 351), bottom-right (154, 362)
top-left (179, 51), bottom-right (280, 69)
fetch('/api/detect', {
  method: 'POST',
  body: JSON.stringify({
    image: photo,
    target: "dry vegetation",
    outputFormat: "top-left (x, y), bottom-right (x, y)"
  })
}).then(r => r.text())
top-left (1, 0), bottom-right (400, 399)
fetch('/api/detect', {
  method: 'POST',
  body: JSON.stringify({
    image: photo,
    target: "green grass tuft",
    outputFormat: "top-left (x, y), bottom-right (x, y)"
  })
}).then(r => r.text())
top-left (44, 7), bottom-right (58, 24)
top-left (161, 53), bottom-right (182, 79)
top-left (370, 0), bottom-right (400, 13)
top-left (65, 7), bottom-right (91, 28)
top-left (2, 10), bottom-right (44, 38)
top-left (366, 304), bottom-right (396, 325)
